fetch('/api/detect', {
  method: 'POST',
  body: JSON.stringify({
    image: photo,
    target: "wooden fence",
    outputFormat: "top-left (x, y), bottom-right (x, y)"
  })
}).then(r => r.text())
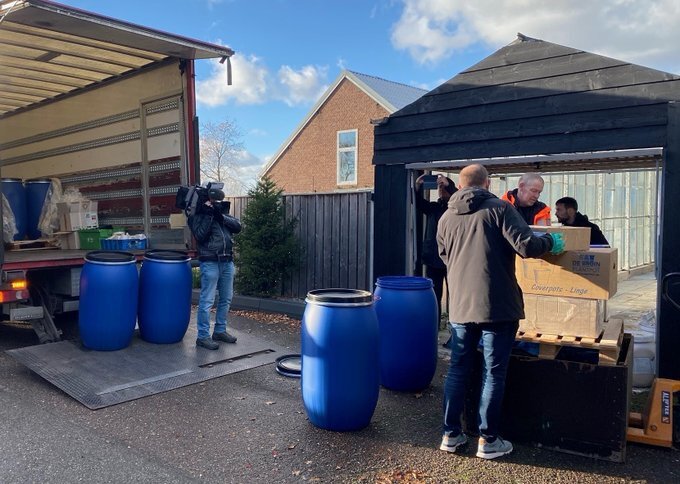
top-left (227, 190), bottom-right (373, 299)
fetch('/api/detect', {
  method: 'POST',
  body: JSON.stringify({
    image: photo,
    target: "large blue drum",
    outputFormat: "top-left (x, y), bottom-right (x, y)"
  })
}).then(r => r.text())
top-left (301, 289), bottom-right (379, 431)
top-left (25, 179), bottom-right (51, 240)
top-left (1, 178), bottom-right (27, 240)
top-left (374, 276), bottom-right (438, 392)
top-left (138, 250), bottom-right (192, 344)
top-left (79, 251), bottom-right (138, 351)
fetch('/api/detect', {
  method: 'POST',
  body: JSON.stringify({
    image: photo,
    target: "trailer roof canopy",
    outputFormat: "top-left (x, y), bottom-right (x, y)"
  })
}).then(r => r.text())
top-left (0, 0), bottom-right (234, 117)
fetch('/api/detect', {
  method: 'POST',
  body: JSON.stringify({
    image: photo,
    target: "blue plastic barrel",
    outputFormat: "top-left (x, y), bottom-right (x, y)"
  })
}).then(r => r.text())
top-left (25, 179), bottom-right (51, 240)
top-left (301, 289), bottom-right (380, 431)
top-left (1, 178), bottom-right (27, 240)
top-left (79, 251), bottom-right (138, 351)
top-left (374, 276), bottom-right (438, 392)
top-left (138, 250), bottom-right (192, 344)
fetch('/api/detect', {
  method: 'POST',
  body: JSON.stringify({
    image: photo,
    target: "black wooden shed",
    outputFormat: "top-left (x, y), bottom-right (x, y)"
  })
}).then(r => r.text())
top-left (372, 34), bottom-right (680, 380)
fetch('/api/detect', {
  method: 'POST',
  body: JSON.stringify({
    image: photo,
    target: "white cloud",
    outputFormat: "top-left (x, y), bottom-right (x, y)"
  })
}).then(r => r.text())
top-left (196, 55), bottom-right (328, 107)
top-left (235, 149), bottom-right (265, 168)
top-left (276, 65), bottom-right (329, 107)
top-left (196, 54), bottom-right (269, 107)
top-left (392, 0), bottom-right (680, 72)
top-left (248, 128), bottom-right (267, 137)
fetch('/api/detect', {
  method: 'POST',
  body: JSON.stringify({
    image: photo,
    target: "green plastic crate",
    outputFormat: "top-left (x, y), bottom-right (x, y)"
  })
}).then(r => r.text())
top-left (78, 228), bottom-right (125, 250)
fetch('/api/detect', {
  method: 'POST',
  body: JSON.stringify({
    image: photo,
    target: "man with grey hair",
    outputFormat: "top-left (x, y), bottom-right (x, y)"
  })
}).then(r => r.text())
top-left (501, 173), bottom-right (551, 225)
top-left (436, 164), bottom-right (564, 459)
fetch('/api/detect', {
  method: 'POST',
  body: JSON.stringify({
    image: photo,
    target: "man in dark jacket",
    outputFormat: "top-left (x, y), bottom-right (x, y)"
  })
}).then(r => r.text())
top-left (436, 164), bottom-right (563, 460)
top-left (415, 173), bottom-right (457, 323)
top-left (555, 197), bottom-right (609, 246)
top-left (188, 187), bottom-right (242, 350)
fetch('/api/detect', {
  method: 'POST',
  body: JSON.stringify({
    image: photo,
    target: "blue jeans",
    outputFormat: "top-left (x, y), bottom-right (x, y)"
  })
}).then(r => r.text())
top-left (197, 260), bottom-right (235, 340)
top-left (443, 320), bottom-right (519, 440)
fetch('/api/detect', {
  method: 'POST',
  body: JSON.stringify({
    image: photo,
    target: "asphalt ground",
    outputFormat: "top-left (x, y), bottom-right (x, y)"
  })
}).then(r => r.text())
top-left (1, 310), bottom-right (678, 484)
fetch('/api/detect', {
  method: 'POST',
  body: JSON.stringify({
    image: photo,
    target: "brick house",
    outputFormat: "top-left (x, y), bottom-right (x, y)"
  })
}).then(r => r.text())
top-left (261, 70), bottom-right (426, 193)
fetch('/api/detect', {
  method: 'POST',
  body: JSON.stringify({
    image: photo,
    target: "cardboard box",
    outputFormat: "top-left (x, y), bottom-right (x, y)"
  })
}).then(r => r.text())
top-left (57, 201), bottom-right (98, 231)
top-left (53, 231), bottom-right (80, 250)
top-left (169, 213), bottom-right (187, 228)
top-left (530, 225), bottom-right (591, 251)
top-left (520, 294), bottom-right (605, 338)
top-left (516, 248), bottom-right (618, 300)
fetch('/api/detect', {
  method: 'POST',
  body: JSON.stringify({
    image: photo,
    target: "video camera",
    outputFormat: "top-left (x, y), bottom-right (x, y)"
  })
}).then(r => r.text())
top-left (175, 181), bottom-right (231, 217)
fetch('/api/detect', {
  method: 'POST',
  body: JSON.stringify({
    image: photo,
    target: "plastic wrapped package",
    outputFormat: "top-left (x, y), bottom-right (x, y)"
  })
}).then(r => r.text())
top-left (37, 178), bottom-right (63, 237)
top-left (2, 194), bottom-right (18, 243)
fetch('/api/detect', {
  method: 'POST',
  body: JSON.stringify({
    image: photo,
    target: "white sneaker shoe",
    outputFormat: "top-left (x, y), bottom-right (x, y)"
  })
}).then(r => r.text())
top-left (476, 436), bottom-right (513, 459)
top-left (439, 433), bottom-right (468, 453)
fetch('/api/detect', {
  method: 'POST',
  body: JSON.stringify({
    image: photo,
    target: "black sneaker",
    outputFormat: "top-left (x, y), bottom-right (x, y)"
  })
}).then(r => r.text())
top-left (196, 337), bottom-right (219, 350)
top-left (212, 332), bottom-right (237, 344)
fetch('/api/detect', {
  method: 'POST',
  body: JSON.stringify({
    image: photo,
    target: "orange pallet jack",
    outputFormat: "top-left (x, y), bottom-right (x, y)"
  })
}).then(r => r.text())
top-left (627, 378), bottom-right (680, 447)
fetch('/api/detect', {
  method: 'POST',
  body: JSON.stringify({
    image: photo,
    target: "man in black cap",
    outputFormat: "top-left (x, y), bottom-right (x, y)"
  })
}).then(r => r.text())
top-left (188, 186), bottom-right (242, 350)
top-left (415, 174), bottom-right (457, 325)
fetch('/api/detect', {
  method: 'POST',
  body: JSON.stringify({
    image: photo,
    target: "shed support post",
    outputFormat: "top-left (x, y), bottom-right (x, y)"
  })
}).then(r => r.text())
top-left (373, 164), bottom-right (408, 279)
top-left (657, 102), bottom-right (680, 380)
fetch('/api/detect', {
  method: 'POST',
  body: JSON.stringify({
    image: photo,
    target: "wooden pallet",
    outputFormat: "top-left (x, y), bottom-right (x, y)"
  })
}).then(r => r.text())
top-left (515, 318), bottom-right (624, 366)
top-left (4, 238), bottom-right (59, 251)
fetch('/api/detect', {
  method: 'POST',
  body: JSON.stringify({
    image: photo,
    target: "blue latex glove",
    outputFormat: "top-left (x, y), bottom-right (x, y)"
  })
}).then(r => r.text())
top-left (549, 232), bottom-right (565, 255)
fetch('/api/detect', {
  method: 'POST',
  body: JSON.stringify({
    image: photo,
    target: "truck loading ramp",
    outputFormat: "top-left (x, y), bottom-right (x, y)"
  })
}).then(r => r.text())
top-left (6, 325), bottom-right (287, 409)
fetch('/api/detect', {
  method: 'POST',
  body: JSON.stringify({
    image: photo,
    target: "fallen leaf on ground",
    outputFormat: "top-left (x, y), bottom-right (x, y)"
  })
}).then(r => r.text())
top-left (375, 469), bottom-right (429, 483)
top-left (231, 309), bottom-right (300, 327)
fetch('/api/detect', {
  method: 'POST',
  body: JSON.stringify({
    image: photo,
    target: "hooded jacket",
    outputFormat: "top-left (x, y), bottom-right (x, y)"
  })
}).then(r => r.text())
top-left (501, 188), bottom-right (551, 225)
top-left (189, 205), bottom-right (242, 262)
top-left (415, 178), bottom-right (457, 269)
top-left (437, 187), bottom-right (554, 323)
top-left (564, 212), bottom-right (609, 246)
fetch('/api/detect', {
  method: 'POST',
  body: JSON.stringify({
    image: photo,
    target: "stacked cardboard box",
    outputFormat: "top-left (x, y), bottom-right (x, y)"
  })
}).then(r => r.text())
top-left (55, 200), bottom-right (98, 249)
top-left (57, 200), bottom-right (98, 231)
top-left (516, 226), bottom-right (618, 338)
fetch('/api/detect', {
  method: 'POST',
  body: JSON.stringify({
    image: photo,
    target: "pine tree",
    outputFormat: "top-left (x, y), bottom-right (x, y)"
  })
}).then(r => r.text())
top-left (235, 177), bottom-right (299, 297)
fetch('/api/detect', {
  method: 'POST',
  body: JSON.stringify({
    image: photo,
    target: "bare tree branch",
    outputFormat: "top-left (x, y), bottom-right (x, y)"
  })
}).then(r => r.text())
top-left (199, 119), bottom-right (248, 194)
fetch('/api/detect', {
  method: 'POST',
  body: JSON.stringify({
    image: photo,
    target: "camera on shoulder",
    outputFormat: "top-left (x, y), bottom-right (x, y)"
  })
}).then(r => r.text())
top-left (176, 181), bottom-right (230, 217)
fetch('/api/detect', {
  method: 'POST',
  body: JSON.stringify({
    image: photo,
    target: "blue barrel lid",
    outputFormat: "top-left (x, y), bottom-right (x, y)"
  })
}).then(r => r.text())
top-left (85, 250), bottom-right (135, 263)
top-left (375, 276), bottom-right (433, 290)
top-left (144, 249), bottom-right (190, 262)
top-left (306, 288), bottom-right (373, 304)
top-left (25, 178), bottom-right (51, 184)
top-left (1, 178), bottom-right (23, 183)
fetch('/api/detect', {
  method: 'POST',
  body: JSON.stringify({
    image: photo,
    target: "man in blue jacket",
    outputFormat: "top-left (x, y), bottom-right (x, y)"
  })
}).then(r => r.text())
top-left (188, 187), bottom-right (242, 350)
top-left (436, 164), bottom-right (564, 459)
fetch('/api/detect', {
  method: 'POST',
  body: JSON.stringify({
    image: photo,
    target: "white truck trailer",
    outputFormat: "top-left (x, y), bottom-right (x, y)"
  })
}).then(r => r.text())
top-left (0, 0), bottom-right (234, 341)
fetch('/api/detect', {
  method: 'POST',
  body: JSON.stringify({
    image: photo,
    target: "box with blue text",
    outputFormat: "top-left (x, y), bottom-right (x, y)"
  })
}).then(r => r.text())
top-left (515, 248), bottom-right (618, 300)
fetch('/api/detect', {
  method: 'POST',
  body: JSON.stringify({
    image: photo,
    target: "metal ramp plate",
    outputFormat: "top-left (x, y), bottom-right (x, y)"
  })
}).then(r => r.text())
top-left (6, 325), bottom-right (288, 409)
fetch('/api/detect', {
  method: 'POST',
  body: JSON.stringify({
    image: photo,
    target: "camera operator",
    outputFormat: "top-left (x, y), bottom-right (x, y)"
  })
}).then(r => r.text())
top-left (188, 186), bottom-right (242, 350)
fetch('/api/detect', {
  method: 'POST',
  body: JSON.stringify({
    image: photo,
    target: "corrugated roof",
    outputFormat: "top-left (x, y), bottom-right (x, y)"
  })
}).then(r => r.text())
top-left (347, 70), bottom-right (427, 111)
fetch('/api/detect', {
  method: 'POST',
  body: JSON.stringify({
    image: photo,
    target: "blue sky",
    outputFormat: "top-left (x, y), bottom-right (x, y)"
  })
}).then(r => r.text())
top-left (63, 0), bottom-right (680, 190)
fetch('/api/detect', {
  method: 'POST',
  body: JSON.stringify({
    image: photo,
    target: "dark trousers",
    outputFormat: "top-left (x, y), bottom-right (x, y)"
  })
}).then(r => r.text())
top-left (443, 320), bottom-right (519, 439)
top-left (425, 265), bottom-right (447, 324)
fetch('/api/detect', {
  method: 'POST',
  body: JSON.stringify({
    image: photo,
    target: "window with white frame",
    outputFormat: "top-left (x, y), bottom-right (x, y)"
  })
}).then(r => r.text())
top-left (337, 129), bottom-right (357, 185)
